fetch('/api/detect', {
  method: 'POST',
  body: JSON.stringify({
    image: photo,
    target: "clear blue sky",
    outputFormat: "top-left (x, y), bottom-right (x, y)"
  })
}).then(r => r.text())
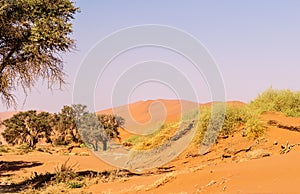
top-left (8, 0), bottom-right (300, 112)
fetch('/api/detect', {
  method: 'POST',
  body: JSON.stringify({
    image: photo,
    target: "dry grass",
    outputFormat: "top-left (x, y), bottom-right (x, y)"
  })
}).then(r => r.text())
top-left (53, 158), bottom-right (78, 183)
top-left (126, 122), bottom-right (180, 150)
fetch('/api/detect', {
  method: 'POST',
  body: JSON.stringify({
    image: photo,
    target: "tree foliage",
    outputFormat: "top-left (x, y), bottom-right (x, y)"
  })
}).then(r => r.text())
top-left (0, 0), bottom-right (79, 107)
top-left (1, 104), bottom-right (125, 150)
top-left (98, 114), bottom-right (124, 139)
top-left (1, 110), bottom-right (52, 148)
top-left (78, 113), bottom-right (125, 151)
top-left (77, 113), bottom-right (107, 151)
top-left (50, 105), bottom-right (80, 145)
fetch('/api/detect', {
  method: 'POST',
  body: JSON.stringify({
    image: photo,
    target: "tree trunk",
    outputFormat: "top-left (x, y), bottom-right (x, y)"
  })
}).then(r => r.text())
top-left (30, 137), bottom-right (38, 149)
top-left (94, 140), bottom-right (99, 151)
top-left (102, 140), bottom-right (107, 151)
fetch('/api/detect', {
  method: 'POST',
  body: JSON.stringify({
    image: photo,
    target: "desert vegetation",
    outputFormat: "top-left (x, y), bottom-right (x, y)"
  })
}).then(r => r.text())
top-left (78, 112), bottom-right (124, 151)
top-left (193, 104), bottom-right (267, 146)
top-left (125, 103), bottom-right (266, 150)
top-left (1, 88), bottom-right (300, 193)
top-left (0, 0), bottom-right (79, 108)
top-left (1, 104), bottom-right (125, 151)
top-left (124, 122), bottom-right (180, 150)
top-left (126, 88), bottom-right (300, 151)
top-left (249, 87), bottom-right (300, 117)
top-left (1, 0), bottom-right (299, 193)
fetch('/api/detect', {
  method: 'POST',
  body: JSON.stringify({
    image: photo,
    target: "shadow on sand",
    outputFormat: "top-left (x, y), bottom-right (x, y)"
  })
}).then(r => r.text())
top-left (0, 166), bottom-right (141, 193)
top-left (0, 160), bottom-right (43, 176)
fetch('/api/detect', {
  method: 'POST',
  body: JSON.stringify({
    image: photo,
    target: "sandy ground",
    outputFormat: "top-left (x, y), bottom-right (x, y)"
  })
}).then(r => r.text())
top-left (1, 100), bottom-right (300, 193)
top-left (86, 111), bottom-right (300, 193)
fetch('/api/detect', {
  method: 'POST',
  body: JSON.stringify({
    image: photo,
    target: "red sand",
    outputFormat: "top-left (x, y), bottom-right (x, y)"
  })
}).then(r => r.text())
top-left (1, 100), bottom-right (300, 193)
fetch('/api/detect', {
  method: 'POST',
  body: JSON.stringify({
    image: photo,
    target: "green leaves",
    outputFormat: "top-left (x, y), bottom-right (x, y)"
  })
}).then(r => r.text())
top-left (249, 87), bottom-right (300, 117)
top-left (1, 110), bottom-right (52, 148)
top-left (1, 104), bottom-right (125, 150)
top-left (0, 0), bottom-right (79, 107)
top-left (78, 112), bottom-right (125, 151)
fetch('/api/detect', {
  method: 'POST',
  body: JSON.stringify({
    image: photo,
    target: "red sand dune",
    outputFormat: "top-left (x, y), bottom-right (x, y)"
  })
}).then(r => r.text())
top-left (98, 99), bottom-right (199, 135)
top-left (87, 111), bottom-right (300, 193)
top-left (98, 99), bottom-right (199, 122)
top-left (3, 101), bottom-right (300, 193)
top-left (98, 99), bottom-right (245, 135)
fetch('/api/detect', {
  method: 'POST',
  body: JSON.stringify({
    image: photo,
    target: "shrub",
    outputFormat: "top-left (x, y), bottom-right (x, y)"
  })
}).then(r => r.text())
top-left (193, 104), bottom-right (251, 145)
top-left (245, 116), bottom-right (266, 139)
top-left (53, 158), bottom-right (78, 183)
top-left (249, 87), bottom-right (300, 117)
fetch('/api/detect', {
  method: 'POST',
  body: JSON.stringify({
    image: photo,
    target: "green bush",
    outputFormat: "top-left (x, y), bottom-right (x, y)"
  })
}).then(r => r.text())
top-left (220, 105), bottom-right (250, 136)
top-left (249, 87), bottom-right (300, 117)
top-left (193, 104), bottom-right (251, 145)
top-left (245, 117), bottom-right (266, 139)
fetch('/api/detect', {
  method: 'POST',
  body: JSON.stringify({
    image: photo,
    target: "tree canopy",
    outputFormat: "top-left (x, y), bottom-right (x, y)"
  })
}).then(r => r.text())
top-left (1, 110), bottom-right (52, 148)
top-left (1, 104), bottom-right (125, 150)
top-left (78, 113), bottom-right (125, 151)
top-left (0, 0), bottom-right (79, 107)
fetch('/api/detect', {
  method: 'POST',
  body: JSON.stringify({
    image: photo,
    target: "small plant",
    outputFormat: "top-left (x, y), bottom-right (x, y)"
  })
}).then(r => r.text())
top-left (68, 181), bottom-right (84, 188)
top-left (36, 147), bottom-right (44, 152)
top-left (54, 158), bottom-right (78, 183)
top-left (15, 143), bottom-right (33, 155)
top-left (21, 183), bottom-right (70, 194)
top-left (245, 117), bottom-right (266, 139)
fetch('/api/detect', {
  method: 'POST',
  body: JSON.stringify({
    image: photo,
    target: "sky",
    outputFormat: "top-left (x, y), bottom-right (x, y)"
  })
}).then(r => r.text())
top-left (5, 0), bottom-right (300, 113)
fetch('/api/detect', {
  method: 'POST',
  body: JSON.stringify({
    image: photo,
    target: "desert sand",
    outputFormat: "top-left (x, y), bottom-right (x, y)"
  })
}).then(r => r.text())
top-left (1, 100), bottom-right (300, 193)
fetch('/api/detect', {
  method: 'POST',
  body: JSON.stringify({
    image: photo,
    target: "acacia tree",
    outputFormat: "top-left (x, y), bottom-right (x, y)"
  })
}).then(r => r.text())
top-left (99, 114), bottom-right (125, 139)
top-left (50, 105), bottom-right (83, 145)
top-left (1, 110), bottom-right (52, 148)
top-left (0, 0), bottom-right (79, 107)
top-left (97, 114), bottom-right (125, 150)
top-left (78, 113), bottom-right (108, 151)
top-left (78, 112), bottom-right (125, 151)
